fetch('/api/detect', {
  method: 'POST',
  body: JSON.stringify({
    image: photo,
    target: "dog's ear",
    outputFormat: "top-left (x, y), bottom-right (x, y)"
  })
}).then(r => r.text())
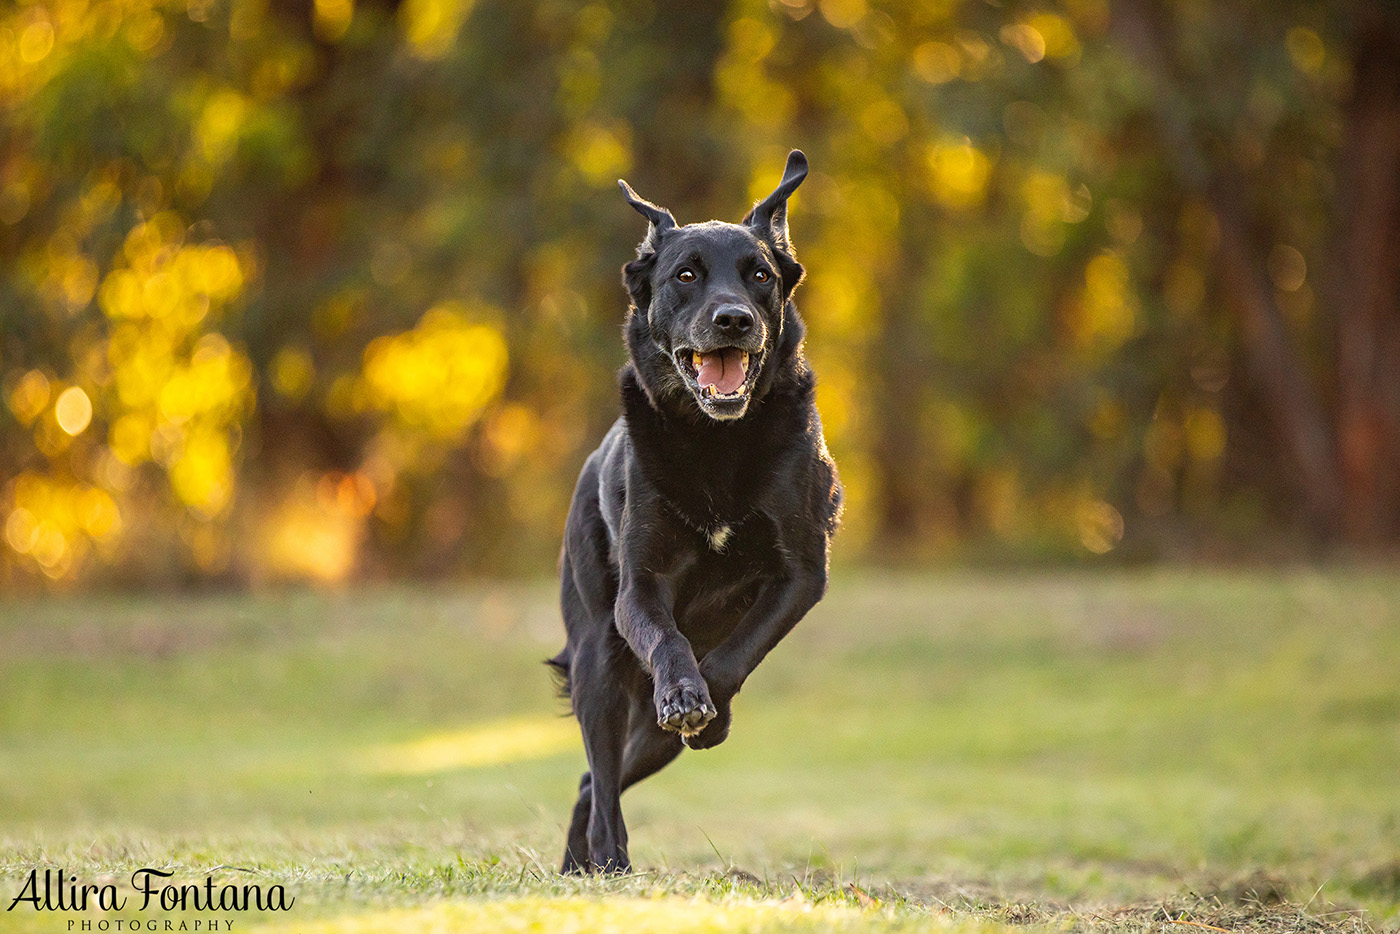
top-left (618, 179), bottom-right (676, 254)
top-left (743, 149), bottom-right (808, 254)
top-left (744, 150), bottom-right (808, 300)
top-left (618, 179), bottom-right (676, 311)
top-left (622, 251), bottom-right (657, 311)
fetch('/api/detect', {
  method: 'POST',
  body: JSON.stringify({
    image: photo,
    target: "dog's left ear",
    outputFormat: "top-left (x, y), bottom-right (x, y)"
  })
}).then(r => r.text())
top-left (743, 149), bottom-right (808, 253)
top-left (744, 150), bottom-right (808, 300)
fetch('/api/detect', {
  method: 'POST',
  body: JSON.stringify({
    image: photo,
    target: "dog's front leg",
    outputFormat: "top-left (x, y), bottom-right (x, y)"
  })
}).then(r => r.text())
top-left (615, 573), bottom-right (716, 737)
top-left (688, 554), bottom-right (829, 750)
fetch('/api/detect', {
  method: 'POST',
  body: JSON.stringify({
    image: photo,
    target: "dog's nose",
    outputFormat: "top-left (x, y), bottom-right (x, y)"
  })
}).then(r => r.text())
top-left (712, 305), bottom-right (754, 335)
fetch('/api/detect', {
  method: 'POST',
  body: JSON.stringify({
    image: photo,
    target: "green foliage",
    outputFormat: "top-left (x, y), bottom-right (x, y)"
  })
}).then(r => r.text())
top-left (1, 0), bottom-right (1395, 585)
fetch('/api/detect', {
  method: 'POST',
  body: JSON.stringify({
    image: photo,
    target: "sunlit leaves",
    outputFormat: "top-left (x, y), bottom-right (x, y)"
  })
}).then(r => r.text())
top-left (4, 472), bottom-right (120, 578)
top-left (54, 385), bottom-right (92, 434)
top-left (6, 370), bottom-right (52, 425)
top-left (926, 137), bottom-right (992, 211)
top-left (313, 0), bottom-right (354, 43)
top-left (563, 122), bottom-right (633, 187)
top-left (0, 0), bottom-right (1378, 582)
top-left (1069, 252), bottom-right (1138, 354)
top-left (911, 41), bottom-right (960, 85)
top-left (1284, 26), bottom-right (1326, 76)
top-left (717, 17), bottom-right (795, 130)
top-left (270, 345), bottom-right (314, 400)
top-left (399, 0), bottom-right (475, 59)
top-left (196, 89), bottom-right (251, 166)
top-left (360, 302), bottom-right (509, 443)
top-left (98, 220), bottom-right (254, 519)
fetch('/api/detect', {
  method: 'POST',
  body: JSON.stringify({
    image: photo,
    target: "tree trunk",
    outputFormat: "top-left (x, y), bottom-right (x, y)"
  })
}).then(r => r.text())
top-left (1110, 0), bottom-right (1347, 534)
top-left (1331, 1), bottom-right (1400, 543)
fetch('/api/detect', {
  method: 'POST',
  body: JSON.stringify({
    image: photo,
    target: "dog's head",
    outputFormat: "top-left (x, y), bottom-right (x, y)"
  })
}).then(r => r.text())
top-left (618, 150), bottom-right (808, 421)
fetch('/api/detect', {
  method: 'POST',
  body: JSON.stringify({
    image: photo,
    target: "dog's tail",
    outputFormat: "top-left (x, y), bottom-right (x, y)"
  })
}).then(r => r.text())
top-left (544, 649), bottom-right (571, 703)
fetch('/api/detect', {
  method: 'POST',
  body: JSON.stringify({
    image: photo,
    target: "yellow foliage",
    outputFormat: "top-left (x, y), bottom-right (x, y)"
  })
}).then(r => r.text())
top-left (254, 470), bottom-right (376, 581)
top-left (564, 123), bottom-right (633, 187)
top-left (4, 471), bottom-right (121, 578)
top-left (169, 427), bottom-right (234, 517)
top-left (1076, 498), bottom-right (1123, 554)
top-left (361, 303), bottom-right (509, 441)
top-left (819, 0), bottom-right (866, 30)
top-left (313, 0), bottom-right (354, 42)
top-left (912, 41), bottom-right (960, 84)
top-left (1070, 252), bottom-right (1138, 353)
top-left (6, 369), bottom-right (51, 425)
top-left (813, 362), bottom-right (855, 440)
top-left (399, 0), bottom-right (475, 59)
top-left (19, 20), bottom-right (55, 64)
top-left (927, 138), bottom-right (992, 211)
top-left (804, 254), bottom-right (872, 339)
top-left (260, 473), bottom-right (367, 582)
top-left (197, 90), bottom-right (250, 166)
top-left (124, 7), bottom-right (164, 53)
top-left (1286, 26), bottom-right (1325, 76)
top-left (108, 411), bottom-right (151, 464)
top-left (1184, 408), bottom-right (1226, 462)
top-left (860, 98), bottom-right (909, 146)
top-left (1026, 13), bottom-right (1079, 60)
top-left (727, 17), bottom-right (776, 63)
top-left (716, 19), bottom-right (794, 130)
top-left (158, 334), bottom-right (252, 425)
top-left (479, 403), bottom-right (541, 476)
top-left (85, 213), bottom-right (254, 547)
top-left (271, 345), bottom-right (315, 400)
top-left (1000, 23), bottom-right (1045, 63)
top-left (53, 386), bottom-right (92, 435)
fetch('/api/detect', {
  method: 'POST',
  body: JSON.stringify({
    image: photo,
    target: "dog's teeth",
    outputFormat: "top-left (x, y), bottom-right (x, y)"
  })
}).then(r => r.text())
top-left (693, 351), bottom-right (702, 371)
top-left (741, 351), bottom-right (749, 371)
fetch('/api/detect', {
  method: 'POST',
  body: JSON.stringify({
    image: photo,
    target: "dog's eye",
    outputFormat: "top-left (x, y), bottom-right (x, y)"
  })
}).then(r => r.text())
top-left (676, 268), bottom-right (696, 283)
top-left (754, 269), bottom-right (771, 283)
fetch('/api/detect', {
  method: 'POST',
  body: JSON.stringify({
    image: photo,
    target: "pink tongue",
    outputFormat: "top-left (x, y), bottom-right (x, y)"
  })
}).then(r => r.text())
top-left (697, 349), bottom-right (746, 394)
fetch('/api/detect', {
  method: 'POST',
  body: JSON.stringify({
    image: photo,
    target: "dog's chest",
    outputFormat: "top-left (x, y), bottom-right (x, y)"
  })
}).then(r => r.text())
top-left (652, 456), bottom-right (767, 555)
top-left (667, 501), bottom-right (740, 554)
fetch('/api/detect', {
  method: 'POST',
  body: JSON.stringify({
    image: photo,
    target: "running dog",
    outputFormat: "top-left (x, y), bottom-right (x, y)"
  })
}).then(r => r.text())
top-left (549, 150), bottom-right (841, 873)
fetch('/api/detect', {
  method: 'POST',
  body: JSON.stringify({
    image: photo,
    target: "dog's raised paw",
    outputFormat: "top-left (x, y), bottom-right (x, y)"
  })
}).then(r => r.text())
top-left (682, 702), bottom-right (731, 750)
top-left (655, 681), bottom-right (716, 737)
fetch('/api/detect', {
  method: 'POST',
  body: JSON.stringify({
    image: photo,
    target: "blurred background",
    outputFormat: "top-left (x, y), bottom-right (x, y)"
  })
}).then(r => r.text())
top-left (3, 0), bottom-right (1399, 589)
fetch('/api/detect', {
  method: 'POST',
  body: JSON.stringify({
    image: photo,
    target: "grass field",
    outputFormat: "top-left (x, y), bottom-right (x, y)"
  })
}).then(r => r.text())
top-left (1, 571), bottom-right (1398, 932)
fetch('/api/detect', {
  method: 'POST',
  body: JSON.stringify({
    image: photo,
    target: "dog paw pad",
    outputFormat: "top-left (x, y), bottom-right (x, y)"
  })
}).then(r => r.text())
top-left (656, 686), bottom-right (715, 736)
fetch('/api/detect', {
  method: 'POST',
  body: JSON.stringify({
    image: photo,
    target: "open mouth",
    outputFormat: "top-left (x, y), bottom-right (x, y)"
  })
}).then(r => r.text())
top-left (675, 347), bottom-right (758, 402)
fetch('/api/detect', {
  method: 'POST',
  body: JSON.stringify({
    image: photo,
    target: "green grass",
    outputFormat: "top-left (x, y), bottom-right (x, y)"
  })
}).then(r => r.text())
top-left (1, 571), bottom-right (1398, 932)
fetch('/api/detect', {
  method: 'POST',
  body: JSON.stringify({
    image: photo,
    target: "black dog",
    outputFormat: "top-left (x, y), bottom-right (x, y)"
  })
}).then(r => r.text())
top-left (548, 150), bottom-right (842, 874)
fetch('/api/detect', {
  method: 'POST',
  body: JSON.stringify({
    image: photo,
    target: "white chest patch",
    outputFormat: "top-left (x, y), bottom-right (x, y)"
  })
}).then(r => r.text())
top-left (707, 524), bottom-right (733, 552)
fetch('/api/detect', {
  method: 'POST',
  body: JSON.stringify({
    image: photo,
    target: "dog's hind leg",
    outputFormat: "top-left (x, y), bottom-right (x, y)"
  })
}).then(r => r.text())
top-left (561, 771), bottom-right (593, 874)
top-left (621, 690), bottom-right (684, 788)
top-left (569, 638), bottom-right (631, 872)
top-left (562, 692), bottom-right (684, 874)
top-left (561, 725), bottom-right (682, 872)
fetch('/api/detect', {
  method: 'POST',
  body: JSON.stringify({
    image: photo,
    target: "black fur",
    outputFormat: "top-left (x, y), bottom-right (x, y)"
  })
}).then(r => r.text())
top-left (552, 150), bottom-right (842, 874)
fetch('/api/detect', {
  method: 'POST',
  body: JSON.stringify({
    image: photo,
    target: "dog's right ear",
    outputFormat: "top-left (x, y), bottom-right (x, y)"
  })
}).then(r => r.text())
top-left (621, 251), bottom-right (657, 311)
top-left (618, 179), bottom-right (676, 310)
top-left (618, 179), bottom-right (676, 253)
